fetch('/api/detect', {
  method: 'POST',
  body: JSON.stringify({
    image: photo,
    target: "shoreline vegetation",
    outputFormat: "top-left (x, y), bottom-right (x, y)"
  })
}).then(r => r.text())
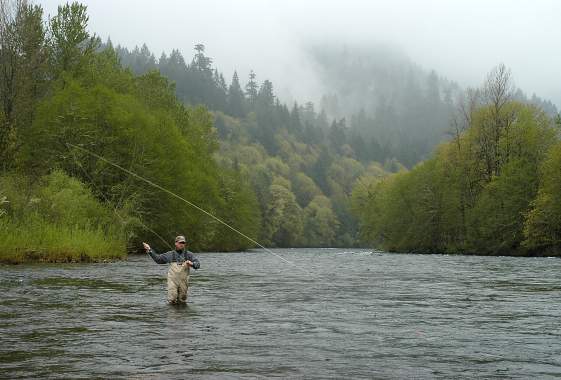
top-left (0, 171), bottom-right (127, 264)
top-left (352, 66), bottom-right (561, 257)
top-left (1, 2), bottom-right (560, 264)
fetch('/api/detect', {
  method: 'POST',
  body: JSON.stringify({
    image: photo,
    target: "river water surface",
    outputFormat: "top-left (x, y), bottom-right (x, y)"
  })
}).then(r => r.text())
top-left (1, 248), bottom-right (561, 379)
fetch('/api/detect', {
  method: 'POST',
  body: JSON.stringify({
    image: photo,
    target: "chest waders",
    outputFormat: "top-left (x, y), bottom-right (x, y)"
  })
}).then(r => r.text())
top-left (167, 263), bottom-right (190, 304)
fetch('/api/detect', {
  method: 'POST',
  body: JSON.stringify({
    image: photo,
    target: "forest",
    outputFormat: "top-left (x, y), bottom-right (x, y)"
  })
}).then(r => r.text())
top-left (0, 1), bottom-right (261, 262)
top-left (352, 65), bottom-right (561, 256)
top-left (1, 1), bottom-right (560, 262)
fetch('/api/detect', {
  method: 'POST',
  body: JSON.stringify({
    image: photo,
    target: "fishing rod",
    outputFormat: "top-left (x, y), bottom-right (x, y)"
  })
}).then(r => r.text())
top-left (66, 143), bottom-right (313, 276)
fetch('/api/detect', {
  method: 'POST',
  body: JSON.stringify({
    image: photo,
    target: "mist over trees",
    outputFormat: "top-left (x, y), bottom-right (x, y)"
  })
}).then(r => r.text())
top-left (352, 64), bottom-right (561, 256)
top-left (309, 44), bottom-right (558, 167)
top-left (115, 42), bottom-right (396, 247)
top-left (113, 40), bottom-right (559, 251)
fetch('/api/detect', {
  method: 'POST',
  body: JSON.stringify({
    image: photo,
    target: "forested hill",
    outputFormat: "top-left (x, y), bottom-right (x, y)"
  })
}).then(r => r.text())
top-left (116, 42), bottom-right (449, 166)
top-left (113, 43), bottom-right (391, 247)
top-left (114, 42), bottom-right (558, 250)
top-left (116, 43), bottom-right (558, 168)
top-left (309, 44), bottom-right (558, 166)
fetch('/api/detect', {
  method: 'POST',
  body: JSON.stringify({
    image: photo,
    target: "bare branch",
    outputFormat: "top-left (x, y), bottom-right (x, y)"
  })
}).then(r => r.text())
top-left (484, 63), bottom-right (514, 113)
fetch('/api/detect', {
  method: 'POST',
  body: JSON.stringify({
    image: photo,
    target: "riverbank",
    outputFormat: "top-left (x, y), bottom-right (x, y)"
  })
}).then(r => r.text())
top-left (0, 171), bottom-right (129, 264)
top-left (384, 247), bottom-right (561, 258)
top-left (0, 221), bottom-right (126, 264)
top-left (3, 243), bottom-right (559, 265)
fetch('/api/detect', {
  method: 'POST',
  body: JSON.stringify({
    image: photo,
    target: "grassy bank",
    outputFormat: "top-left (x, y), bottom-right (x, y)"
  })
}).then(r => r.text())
top-left (0, 220), bottom-right (126, 264)
top-left (0, 170), bottom-right (131, 264)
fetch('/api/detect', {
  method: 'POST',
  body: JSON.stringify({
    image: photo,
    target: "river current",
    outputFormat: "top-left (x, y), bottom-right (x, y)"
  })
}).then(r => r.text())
top-left (1, 248), bottom-right (560, 379)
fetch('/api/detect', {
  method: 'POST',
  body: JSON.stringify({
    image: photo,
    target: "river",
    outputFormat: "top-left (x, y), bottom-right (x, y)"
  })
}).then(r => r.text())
top-left (1, 248), bottom-right (560, 379)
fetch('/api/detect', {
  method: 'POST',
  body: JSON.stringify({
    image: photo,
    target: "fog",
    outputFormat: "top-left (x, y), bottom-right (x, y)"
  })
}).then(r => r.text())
top-left (38, 0), bottom-right (561, 108)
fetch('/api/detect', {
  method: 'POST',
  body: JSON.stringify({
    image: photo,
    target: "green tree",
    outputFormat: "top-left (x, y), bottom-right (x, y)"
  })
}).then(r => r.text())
top-left (17, 51), bottom-right (236, 251)
top-left (524, 142), bottom-right (561, 254)
top-left (352, 67), bottom-right (559, 255)
top-left (245, 70), bottom-right (258, 106)
top-left (303, 195), bottom-right (339, 246)
top-left (209, 168), bottom-right (261, 251)
top-left (49, 1), bottom-right (97, 76)
top-left (289, 103), bottom-right (303, 135)
top-left (0, 0), bottom-right (47, 170)
top-left (291, 172), bottom-right (322, 207)
top-left (263, 184), bottom-right (303, 246)
top-left (192, 43), bottom-right (212, 74)
top-left (227, 71), bottom-right (245, 117)
top-left (328, 118), bottom-right (347, 153)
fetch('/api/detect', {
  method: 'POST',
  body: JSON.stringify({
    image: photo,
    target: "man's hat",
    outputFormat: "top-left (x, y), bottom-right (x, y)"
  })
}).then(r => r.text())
top-left (175, 235), bottom-right (186, 243)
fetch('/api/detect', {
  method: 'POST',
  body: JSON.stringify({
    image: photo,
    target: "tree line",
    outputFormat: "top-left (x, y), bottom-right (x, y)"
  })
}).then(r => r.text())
top-left (0, 1), bottom-right (260, 261)
top-left (115, 42), bottom-right (401, 164)
top-left (97, 34), bottom-right (561, 252)
top-left (116, 42), bottom-right (410, 247)
top-left (352, 65), bottom-right (561, 256)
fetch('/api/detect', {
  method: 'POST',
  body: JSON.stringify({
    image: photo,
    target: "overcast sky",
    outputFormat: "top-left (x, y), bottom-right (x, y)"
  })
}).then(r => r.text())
top-left (38, 0), bottom-right (561, 108)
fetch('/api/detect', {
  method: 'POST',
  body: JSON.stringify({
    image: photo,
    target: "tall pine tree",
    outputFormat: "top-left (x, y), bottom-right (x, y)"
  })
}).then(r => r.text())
top-left (228, 71), bottom-right (245, 117)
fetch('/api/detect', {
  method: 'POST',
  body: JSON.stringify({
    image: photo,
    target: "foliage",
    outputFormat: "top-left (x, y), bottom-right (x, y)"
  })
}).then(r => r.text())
top-left (18, 52), bottom-right (259, 251)
top-left (523, 142), bottom-right (561, 254)
top-left (0, 0), bottom-right (48, 170)
top-left (0, 170), bottom-right (127, 263)
top-left (302, 196), bottom-right (339, 247)
top-left (0, 1), bottom-right (262, 262)
top-left (48, 1), bottom-right (98, 76)
top-left (352, 66), bottom-right (561, 255)
top-left (4, 2), bottom-right (559, 256)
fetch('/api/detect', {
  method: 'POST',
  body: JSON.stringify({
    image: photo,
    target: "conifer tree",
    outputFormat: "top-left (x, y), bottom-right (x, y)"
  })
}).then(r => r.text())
top-left (227, 71), bottom-right (245, 117)
top-left (192, 43), bottom-right (212, 75)
top-left (245, 70), bottom-right (258, 107)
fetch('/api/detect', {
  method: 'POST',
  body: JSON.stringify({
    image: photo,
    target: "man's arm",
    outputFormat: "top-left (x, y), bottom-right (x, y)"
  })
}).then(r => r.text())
top-left (143, 242), bottom-right (170, 264)
top-left (185, 252), bottom-right (200, 269)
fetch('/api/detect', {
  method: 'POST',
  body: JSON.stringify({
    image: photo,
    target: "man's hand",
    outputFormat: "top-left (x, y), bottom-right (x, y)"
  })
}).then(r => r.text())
top-left (142, 242), bottom-right (151, 252)
top-left (183, 260), bottom-right (193, 268)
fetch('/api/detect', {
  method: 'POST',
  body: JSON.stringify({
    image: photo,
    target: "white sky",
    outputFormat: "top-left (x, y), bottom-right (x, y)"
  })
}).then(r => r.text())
top-left (38, 0), bottom-right (561, 108)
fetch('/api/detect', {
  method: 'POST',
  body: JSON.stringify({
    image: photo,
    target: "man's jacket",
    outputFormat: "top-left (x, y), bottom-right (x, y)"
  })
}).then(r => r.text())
top-left (148, 248), bottom-right (200, 269)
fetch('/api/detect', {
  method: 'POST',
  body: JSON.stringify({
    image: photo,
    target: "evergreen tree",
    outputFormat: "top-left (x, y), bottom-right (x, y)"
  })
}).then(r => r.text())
top-left (328, 118), bottom-right (347, 153)
top-left (192, 43), bottom-right (212, 75)
top-left (289, 103), bottom-right (302, 135)
top-left (245, 70), bottom-right (258, 107)
top-left (257, 79), bottom-right (274, 108)
top-left (227, 71), bottom-right (245, 117)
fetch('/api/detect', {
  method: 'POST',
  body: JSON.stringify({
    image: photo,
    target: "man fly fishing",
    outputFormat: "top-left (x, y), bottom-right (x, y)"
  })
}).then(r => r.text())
top-left (143, 235), bottom-right (200, 304)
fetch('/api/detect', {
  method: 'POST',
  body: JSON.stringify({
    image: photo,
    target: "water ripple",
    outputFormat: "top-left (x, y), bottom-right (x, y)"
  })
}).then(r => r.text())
top-left (1, 249), bottom-right (560, 379)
